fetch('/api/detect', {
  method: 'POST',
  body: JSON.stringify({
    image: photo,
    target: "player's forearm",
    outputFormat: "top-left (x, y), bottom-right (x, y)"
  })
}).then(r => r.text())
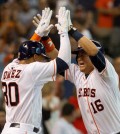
top-left (46, 48), bottom-right (58, 59)
top-left (58, 33), bottom-right (71, 66)
top-left (69, 28), bottom-right (98, 56)
top-left (78, 36), bottom-right (98, 56)
top-left (51, 33), bottom-right (71, 74)
top-left (41, 36), bottom-right (58, 59)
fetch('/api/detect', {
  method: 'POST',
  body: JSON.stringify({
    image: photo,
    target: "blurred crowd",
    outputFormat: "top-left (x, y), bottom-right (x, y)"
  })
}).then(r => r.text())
top-left (0, 0), bottom-right (120, 134)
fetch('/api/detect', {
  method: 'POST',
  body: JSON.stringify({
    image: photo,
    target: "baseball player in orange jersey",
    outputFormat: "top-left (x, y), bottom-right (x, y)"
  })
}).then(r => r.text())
top-left (33, 9), bottom-right (120, 134)
top-left (1, 7), bottom-right (71, 134)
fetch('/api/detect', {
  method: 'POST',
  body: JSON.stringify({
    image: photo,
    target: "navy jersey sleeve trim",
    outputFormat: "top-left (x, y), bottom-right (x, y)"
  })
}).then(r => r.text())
top-left (56, 57), bottom-right (69, 73)
top-left (59, 72), bottom-right (65, 76)
top-left (89, 51), bottom-right (106, 72)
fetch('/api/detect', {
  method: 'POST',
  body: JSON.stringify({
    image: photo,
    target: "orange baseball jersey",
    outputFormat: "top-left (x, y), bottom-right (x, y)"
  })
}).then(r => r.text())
top-left (65, 59), bottom-right (120, 134)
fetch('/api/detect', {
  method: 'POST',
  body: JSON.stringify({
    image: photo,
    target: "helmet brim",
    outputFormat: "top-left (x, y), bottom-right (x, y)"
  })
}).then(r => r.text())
top-left (72, 47), bottom-right (84, 54)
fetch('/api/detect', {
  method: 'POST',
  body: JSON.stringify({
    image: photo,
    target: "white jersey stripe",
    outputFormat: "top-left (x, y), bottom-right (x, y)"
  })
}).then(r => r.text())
top-left (52, 60), bottom-right (56, 81)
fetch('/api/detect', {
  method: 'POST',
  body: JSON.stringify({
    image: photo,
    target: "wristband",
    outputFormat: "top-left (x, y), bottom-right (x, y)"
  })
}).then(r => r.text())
top-left (41, 37), bottom-right (55, 52)
top-left (68, 28), bottom-right (83, 42)
top-left (41, 36), bottom-right (49, 40)
top-left (30, 33), bottom-right (41, 42)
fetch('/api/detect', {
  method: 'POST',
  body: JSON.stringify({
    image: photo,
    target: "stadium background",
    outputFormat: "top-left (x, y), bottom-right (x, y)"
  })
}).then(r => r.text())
top-left (0, 0), bottom-right (120, 134)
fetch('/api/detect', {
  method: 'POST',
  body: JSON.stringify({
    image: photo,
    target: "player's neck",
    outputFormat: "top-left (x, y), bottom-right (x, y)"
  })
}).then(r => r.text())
top-left (19, 58), bottom-right (34, 64)
top-left (84, 66), bottom-right (94, 75)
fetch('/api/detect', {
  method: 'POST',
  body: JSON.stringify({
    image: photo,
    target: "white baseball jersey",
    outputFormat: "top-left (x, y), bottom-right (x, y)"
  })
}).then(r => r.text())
top-left (1, 32), bottom-right (71, 134)
top-left (51, 118), bottom-right (81, 134)
top-left (1, 59), bottom-right (56, 129)
top-left (65, 58), bottom-right (120, 134)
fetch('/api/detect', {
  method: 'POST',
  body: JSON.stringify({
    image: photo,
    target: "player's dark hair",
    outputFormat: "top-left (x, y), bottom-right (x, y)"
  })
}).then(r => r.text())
top-left (61, 103), bottom-right (75, 116)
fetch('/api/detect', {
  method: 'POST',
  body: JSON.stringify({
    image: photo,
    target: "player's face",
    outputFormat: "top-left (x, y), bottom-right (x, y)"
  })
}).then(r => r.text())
top-left (77, 51), bottom-right (94, 74)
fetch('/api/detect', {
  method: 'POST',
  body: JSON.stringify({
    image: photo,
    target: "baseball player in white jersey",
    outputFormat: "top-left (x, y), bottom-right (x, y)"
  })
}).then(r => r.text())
top-left (33, 9), bottom-right (120, 134)
top-left (1, 7), bottom-right (71, 134)
top-left (66, 11), bottom-right (120, 134)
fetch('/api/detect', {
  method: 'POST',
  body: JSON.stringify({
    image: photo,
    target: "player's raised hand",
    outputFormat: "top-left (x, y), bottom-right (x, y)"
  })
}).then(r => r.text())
top-left (55, 7), bottom-right (69, 34)
top-left (32, 14), bottom-right (41, 27)
top-left (35, 7), bottom-right (54, 37)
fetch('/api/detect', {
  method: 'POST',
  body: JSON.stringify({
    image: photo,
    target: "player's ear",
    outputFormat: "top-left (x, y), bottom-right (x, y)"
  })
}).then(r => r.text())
top-left (33, 54), bottom-right (38, 61)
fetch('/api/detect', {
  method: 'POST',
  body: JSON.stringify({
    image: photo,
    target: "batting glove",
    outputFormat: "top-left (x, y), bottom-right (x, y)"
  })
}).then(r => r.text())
top-left (55, 7), bottom-right (69, 34)
top-left (35, 7), bottom-right (54, 37)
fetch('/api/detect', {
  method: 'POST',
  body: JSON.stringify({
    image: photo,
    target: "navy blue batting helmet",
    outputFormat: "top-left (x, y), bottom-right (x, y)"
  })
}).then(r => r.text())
top-left (72, 40), bottom-right (104, 54)
top-left (18, 40), bottom-right (49, 60)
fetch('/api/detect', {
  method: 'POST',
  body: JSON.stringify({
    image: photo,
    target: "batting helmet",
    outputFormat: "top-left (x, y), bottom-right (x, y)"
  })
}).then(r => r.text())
top-left (18, 40), bottom-right (49, 60)
top-left (72, 40), bottom-right (104, 54)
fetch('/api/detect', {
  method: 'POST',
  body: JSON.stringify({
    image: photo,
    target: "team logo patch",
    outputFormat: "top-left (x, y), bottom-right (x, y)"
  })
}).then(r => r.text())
top-left (23, 43), bottom-right (28, 49)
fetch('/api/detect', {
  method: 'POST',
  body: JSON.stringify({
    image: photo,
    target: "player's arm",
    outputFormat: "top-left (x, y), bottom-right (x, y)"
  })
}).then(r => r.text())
top-left (69, 29), bottom-right (106, 72)
top-left (31, 34), bottom-right (58, 60)
top-left (30, 9), bottom-right (58, 59)
top-left (55, 7), bottom-right (71, 73)
top-left (32, 7), bottom-right (71, 82)
top-left (40, 36), bottom-right (58, 59)
top-left (68, 11), bottom-right (106, 72)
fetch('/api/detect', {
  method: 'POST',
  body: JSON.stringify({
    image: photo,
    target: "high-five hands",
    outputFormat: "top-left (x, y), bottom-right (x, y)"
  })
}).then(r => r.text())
top-left (33, 7), bottom-right (72, 36)
top-left (55, 7), bottom-right (69, 34)
top-left (34, 7), bottom-right (54, 37)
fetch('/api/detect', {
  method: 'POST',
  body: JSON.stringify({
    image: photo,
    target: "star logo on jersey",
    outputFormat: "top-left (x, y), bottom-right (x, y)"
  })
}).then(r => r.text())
top-left (23, 43), bottom-right (28, 49)
top-left (11, 67), bottom-right (15, 69)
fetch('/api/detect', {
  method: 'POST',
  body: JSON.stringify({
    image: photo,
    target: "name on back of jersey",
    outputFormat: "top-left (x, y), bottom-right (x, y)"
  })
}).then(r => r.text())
top-left (3, 69), bottom-right (22, 80)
